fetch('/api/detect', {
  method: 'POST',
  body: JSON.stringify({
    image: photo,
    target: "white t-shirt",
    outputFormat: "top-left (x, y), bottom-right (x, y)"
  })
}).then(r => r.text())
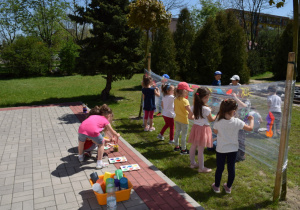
top-left (267, 94), bottom-right (282, 113)
top-left (191, 106), bottom-right (211, 126)
top-left (162, 95), bottom-right (175, 118)
top-left (213, 117), bottom-right (245, 153)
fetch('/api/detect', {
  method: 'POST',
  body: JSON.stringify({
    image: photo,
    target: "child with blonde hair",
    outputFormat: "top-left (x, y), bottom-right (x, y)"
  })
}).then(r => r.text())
top-left (212, 99), bottom-right (254, 193)
top-left (188, 87), bottom-right (216, 173)
top-left (157, 83), bottom-right (175, 143)
top-left (173, 82), bottom-right (193, 155)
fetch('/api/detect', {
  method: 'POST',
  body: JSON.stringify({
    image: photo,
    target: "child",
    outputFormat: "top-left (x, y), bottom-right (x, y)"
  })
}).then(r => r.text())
top-left (232, 89), bottom-right (251, 162)
top-left (245, 107), bottom-right (263, 133)
top-left (157, 83), bottom-right (175, 143)
top-left (229, 75), bottom-right (241, 86)
top-left (212, 71), bottom-right (222, 86)
top-left (188, 87), bottom-right (216, 172)
top-left (155, 74), bottom-right (170, 116)
top-left (142, 75), bottom-right (160, 131)
top-left (174, 82), bottom-right (194, 155)
top-left (267, 85), bottom-right (282, 136)
top-left (78, 104), bottom-right (120, 169)
top-left (212, 99), bottom-right (254, 194)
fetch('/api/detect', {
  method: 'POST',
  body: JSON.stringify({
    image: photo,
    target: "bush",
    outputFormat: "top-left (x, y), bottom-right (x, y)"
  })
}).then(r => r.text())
top-left (0, 36), bottom-right (51, 77)
top-left (272, 21), bottom-right (299, 80)
top-left (59, 40), bottom-right (80, 75)
top-left (151, 27), bottom-right (178, 78)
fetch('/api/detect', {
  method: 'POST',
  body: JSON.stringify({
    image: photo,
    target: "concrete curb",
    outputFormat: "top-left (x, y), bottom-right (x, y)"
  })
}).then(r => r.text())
top-left (118, 136), bottom-right (204, 210)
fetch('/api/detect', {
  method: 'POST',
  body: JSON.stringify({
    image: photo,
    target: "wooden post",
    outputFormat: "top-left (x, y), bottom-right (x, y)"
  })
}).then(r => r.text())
top-left (273, 52), bottom-right (295, 201)
top-left (293, 0), bottom-right (298, 80)
top-left (138, 53), bottom-right (152, 118)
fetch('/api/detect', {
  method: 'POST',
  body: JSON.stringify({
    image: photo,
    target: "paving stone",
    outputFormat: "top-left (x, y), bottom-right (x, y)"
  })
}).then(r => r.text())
top-left (11, 202), bottom-right (22, 210)
top-left (23, 199), bottom-right (34, 210)
top-left (34, 200), bottom-right (56, 209)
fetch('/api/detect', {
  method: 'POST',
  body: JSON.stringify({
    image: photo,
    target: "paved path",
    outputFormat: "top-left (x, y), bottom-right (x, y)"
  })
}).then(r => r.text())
top-left (0, 102), bottom-right (203, 210)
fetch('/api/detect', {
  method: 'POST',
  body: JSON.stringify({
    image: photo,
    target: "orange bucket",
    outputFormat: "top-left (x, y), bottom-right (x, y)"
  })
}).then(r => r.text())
top-left (89, 173), bottom-right (133, 205)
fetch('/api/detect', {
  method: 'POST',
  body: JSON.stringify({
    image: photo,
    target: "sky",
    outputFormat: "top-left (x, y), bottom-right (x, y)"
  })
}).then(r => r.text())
top-left (170, 0), bottom-right (294, 18)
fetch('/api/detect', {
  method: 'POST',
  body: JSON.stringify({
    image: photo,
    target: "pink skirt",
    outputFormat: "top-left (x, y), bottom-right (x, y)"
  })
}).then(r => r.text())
top-left (188, 124), bottom-right (212, 147)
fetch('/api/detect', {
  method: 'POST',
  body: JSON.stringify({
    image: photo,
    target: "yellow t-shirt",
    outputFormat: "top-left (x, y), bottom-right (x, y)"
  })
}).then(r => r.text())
top-left (174, 97), bottom-right (190, 124)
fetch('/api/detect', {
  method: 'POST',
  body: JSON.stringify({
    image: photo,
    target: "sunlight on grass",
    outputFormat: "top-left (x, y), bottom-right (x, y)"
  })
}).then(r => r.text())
top-left (0, 73), bottom-right (298, 209)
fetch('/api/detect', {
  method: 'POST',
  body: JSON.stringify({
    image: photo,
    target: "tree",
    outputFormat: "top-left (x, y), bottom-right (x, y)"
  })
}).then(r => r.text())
top-left (64, 0), bottom-right (92, 45)
top-left (162, 0), bottom-right (187, 12)
top-left (215, 11), bottom-right (249, 84)
top-left (127, 0), bottom-right (171, 63)
top-left (191, 0), bottom-right (223, 30)
top-left (0, 0), bottom-right (24, 45)
top-left (272, 21), bottom-right (300, 80)
top-left (190, 17), bottom-right (222, 84)
top-left (69, 0), bottom-right (144, 100)
top-left (0, 36), bottom-right (51, 77)
top-left (22, 0), bottom-right (69, 49)
top-left (59, 39), bottom-right (80, 75)
top-left (151, 26), bottom-right (178, 78)
top-left (190, 11), bottom-right (249, 85)
top-left (173, 8), bottom-right (195, 81)
top-left (248, 27), bottom-right (281, 76)
top-left (229, 0), bottom-right (272, 50)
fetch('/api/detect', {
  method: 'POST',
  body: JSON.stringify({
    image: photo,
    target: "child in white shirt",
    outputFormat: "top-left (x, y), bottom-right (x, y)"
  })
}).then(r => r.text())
top-left (212, 99), bottom-right (254, 194)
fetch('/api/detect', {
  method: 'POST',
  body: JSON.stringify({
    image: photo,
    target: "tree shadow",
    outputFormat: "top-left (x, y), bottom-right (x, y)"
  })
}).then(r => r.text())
top-left (1, 94), bottom-right (124, 109)
top-left (234, 200), bottom-right (274, 209)
top-left (118, 85), bottom-right (141, 91)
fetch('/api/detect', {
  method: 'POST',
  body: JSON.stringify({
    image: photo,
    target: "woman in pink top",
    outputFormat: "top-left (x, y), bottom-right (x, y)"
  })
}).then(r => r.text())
top-left (78, 104), bottom-right (120, 169)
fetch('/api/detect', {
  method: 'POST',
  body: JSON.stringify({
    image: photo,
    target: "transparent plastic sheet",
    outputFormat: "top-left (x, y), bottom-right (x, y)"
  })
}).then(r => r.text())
top-left (281, 80), bottom-right (295, 185)
top-left (145, 70), bottom-right (293, 172)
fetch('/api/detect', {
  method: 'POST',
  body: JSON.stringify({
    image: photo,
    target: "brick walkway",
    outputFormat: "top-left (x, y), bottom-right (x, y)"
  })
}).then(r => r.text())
top-left (0, 102), bottom-right (203, 210)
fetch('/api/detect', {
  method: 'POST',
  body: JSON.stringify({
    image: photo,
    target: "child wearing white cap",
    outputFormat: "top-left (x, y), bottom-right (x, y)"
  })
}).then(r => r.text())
top-left (229, 75), bottom-right (241, 86)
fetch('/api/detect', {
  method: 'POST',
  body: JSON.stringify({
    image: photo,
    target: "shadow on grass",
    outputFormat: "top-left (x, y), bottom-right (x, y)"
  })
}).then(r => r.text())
top-left (1, 94), bottom-right (124, 109)
top-left (118, 85), bottom-right (141, 92)
top-left (234, 200), bottom-right (274, 209)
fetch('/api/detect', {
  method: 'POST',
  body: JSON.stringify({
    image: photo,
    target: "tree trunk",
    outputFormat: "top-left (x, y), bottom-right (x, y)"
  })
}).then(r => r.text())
top-left (100, 72), bottom-right (112, 101)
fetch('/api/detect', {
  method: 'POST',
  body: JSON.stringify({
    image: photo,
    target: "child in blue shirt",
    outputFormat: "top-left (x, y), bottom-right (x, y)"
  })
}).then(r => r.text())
top-left (142, 75), bottom-right (160, 131)
top-left (212, 71), bottom-right (222, 86)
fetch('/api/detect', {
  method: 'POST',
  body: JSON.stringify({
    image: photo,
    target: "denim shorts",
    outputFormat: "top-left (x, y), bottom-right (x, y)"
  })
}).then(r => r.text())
top-left (78, 133), bottom-right (103, 145)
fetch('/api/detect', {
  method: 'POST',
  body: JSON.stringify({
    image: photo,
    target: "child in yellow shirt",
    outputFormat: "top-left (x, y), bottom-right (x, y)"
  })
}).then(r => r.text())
top-left (174, 82), bottom-right (194, 155)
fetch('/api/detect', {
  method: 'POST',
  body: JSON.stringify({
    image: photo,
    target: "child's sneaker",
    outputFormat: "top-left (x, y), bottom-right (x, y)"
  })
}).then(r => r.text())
top-left (144, 126), bottom-right (149, 131)
top-left (198, 167), bottom-right (212, 173)
top-left (180, 149), bottom-right (189, 155)
top-left (96, 163), bottom-right (106, 169)
top-left (157, 134), bottom-right (164, 140)
top-left (156, 112), bottom-right (162, 116)
top-left (223, 183), bottom-right (231, 194)
top-left (190, 163), bottom-right (198, 169)
top-left (174, 146), bottom-right (181, 152)
top-left (169, 140), bottom-right (175, 144)
top-left (211, 183), bottom-right (221, 193)
top-left (78, 155), bottom-right (84, 162)
top-left (149, 127), bottom-right (155, 132)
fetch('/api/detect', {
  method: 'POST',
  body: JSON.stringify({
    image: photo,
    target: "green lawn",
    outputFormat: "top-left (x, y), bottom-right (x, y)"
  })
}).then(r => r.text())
top-left (0, 74), bottom-right (299, 209)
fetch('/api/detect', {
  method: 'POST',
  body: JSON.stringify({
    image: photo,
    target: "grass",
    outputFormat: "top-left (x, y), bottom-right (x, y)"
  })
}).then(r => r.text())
top-left (251, 71), bottom-right (275, 80)
top-left (0, 74), bottom-right (299, 209)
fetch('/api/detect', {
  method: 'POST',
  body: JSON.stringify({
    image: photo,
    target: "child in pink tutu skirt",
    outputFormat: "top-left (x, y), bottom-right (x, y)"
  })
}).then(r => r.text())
top-left (188, 87), bottom-right (216, 173)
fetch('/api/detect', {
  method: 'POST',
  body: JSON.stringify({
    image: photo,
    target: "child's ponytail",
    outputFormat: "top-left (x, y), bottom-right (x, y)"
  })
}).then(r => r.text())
top-left (194, 87), bottom-right (211, 119)
top-left (216, 99), bottom-right (238, 121)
